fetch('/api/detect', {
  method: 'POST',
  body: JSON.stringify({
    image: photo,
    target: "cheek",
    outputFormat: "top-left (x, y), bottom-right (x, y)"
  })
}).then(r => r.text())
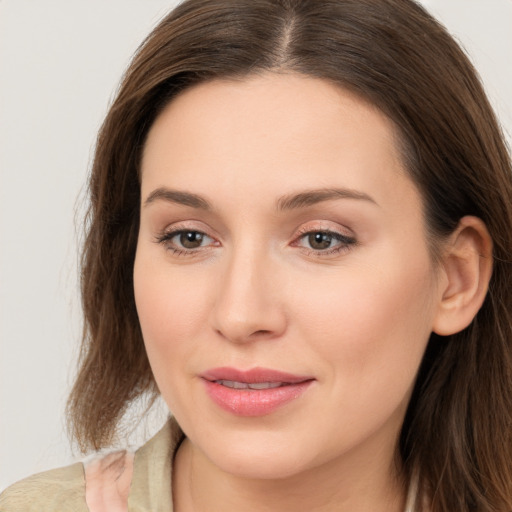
top-left (133, 252), bottom-right (212, 380)
top-left (293, 253), bottom-right (436, 396)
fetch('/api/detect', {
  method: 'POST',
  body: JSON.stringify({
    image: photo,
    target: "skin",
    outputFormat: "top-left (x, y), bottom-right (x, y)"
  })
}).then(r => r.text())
top-left (134, 73), bottom-right (447, 511)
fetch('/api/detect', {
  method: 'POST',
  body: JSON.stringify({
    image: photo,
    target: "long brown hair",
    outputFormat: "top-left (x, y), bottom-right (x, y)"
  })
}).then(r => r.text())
top-left (67, 1), bottom-right (512, 509)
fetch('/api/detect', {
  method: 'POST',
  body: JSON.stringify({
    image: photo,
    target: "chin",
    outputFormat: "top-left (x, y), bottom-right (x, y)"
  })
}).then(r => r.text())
top-left (193, 427), bottom-right (320, 481)
top-left (212, 447), bottom-right (311, 480)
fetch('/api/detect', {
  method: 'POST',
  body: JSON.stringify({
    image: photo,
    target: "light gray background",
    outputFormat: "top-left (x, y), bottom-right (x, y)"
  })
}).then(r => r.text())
top-left (1, 0), bottom-right (511, 491)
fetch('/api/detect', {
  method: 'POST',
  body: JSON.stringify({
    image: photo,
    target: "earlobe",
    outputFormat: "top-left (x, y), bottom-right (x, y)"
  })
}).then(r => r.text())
top-left (432, 216), bottom-right (493, 336)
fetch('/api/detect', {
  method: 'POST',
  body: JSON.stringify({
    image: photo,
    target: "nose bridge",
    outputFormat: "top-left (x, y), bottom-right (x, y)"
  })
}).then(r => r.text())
top-left (211, 238), bottom-right (285, 343)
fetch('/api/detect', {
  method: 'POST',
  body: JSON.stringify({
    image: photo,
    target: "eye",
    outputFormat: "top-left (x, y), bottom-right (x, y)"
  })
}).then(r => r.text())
top-left (173, 230), bottom-right (210, 249)
top-left (294, 229), bottom-right (356, 255)
top-left (306, 232), bottom-right (337, 250)
top-left (155, 229), bottom-right (217, 254)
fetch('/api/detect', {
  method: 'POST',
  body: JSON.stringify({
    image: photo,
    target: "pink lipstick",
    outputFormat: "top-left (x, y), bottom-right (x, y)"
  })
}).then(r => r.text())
top-left (201, 367), bottom-right (314, 416)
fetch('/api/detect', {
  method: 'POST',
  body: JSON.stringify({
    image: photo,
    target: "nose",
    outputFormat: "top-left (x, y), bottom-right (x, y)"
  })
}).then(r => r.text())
top-left (210, 246), bottom-right (287, 344)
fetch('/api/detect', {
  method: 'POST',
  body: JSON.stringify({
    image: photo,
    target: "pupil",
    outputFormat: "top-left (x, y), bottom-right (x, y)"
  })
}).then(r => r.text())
top-left (309, 232), bottom-right (332, 250)
top-left (180, 231), bottom-right (203, 249)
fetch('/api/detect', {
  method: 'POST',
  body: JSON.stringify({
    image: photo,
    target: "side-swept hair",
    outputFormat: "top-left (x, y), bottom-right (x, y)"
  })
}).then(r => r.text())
top-left (67, 1), bottom-right (512, 509)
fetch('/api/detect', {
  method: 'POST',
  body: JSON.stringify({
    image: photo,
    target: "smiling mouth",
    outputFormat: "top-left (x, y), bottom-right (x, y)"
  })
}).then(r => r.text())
top-left (214, 380), bottom-right (290, 390)
top-left (202, 366), bottom-right (313, 385)
top-left (201, 367), bottom-right (315, 416)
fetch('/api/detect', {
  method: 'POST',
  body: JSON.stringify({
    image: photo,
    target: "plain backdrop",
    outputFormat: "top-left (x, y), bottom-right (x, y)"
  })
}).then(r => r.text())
top-left (1, 0), bottom-right (511, 491)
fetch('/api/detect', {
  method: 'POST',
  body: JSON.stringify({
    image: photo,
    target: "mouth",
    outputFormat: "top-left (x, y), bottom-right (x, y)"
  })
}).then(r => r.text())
top-left (200, 367), bottom-right (315, 416)
top-left (214, 380), bottom-right (289, 390)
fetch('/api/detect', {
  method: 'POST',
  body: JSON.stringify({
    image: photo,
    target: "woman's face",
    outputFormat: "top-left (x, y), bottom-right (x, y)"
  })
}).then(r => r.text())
top-left (134, 73), bottom-right (443, 480)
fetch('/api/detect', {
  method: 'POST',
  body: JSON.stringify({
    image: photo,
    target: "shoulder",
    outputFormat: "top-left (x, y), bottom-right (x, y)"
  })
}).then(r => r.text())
top-left (0, 419), bottom-right (183, 512)
top-left (128, 417), bottom-right (184, 512)
top-left (0, 462), bottom-right (88, 512)
top-left (128, 418), bottom-right (183, 511)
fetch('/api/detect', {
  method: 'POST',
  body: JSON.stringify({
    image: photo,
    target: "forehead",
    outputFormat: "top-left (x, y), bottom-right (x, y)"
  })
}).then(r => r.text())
top-left (141, 73), bottom-right (417, 214)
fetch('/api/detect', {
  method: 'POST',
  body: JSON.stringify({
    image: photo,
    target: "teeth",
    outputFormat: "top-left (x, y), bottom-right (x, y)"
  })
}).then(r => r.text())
top-left (216, 380), bottom-right (285, 390)
top-left (217, 380), bottom-right (249, 389)
top-left (248, 382), bottom-right (283, 390)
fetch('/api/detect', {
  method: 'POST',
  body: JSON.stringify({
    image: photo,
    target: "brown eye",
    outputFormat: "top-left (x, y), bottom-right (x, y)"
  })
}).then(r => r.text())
top-left (179, 231), bottom-right (205, 249)
top-left (294, 229), bottom-right (356, 255)
top-left (307, 232), bottom-right (334, 250)
top-left (156, 228), bottom-right (216, 254)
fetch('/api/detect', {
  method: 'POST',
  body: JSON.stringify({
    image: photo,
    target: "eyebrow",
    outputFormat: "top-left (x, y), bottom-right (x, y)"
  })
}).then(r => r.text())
top-left (143, 186), bottom-right (377, 211)
top-left (276, 187), bottom-right (378, 210)
top-left (144, 188), bottom-right (211, 210)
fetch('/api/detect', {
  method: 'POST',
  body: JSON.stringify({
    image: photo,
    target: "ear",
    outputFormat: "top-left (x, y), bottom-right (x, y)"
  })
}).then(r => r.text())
top-left (432, 216), bottom-right (493, 336)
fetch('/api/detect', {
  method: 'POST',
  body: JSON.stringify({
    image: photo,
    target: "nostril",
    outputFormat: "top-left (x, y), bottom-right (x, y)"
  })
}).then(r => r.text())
top-left (252, 330), bottom-right (272, 336)
top-left (215, 328), bottom-right (276, 342)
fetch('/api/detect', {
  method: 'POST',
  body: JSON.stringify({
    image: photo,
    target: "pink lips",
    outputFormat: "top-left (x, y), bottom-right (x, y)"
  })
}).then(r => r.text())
top-left (201, 367), bottom-right (314, 416)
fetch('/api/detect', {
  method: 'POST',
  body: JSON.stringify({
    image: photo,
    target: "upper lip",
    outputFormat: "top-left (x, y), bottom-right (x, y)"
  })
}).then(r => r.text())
top-left (201, 367), bottom-right (314, 384)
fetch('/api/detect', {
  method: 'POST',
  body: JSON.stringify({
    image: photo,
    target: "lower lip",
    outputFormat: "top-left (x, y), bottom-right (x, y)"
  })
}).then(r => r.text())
top-left (203, 379), bottom-right (313, 416)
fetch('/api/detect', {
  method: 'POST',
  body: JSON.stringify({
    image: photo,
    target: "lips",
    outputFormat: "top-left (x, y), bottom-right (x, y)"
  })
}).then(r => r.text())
top-left (215, 380), bottom-right (284, 390)
top-left (200, 367), bottom-right (314, 416)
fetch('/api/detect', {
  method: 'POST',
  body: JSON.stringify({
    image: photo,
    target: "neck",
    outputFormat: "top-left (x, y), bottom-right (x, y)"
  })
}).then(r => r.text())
top-left (172, 436), bottom-right (406, 512)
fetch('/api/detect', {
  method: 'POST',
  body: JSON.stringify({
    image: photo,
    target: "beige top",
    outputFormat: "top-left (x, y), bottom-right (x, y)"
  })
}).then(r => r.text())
top-left (0, 418), bottom-right (419, 511)
top-left (0, 418), bottom-right (183, 512)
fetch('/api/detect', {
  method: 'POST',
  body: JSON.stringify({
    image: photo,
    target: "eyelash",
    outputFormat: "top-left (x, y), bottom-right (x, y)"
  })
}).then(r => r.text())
top-left (292, 227), bottom-right (357, 256)
top-left (154, 228), bottom-right (217, 257)
top-left (154, 227), bottom-right (357, 257)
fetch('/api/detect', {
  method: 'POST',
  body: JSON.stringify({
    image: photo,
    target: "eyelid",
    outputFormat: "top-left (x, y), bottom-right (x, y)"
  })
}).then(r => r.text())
top-left (294, 221), bottom-right (356, 241)
top-left (291, 222), bottom-right (357, 256)
top-left (155, 219), bottom-right (217, 239)
top-left (154, 221), bottom-right (220, 256)
top-left (153, 220), bottom-right (357, 258)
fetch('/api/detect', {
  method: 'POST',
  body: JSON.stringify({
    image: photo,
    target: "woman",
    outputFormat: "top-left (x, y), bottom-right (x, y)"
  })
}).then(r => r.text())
top-left (1, 0), bottom-right (511, 510)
